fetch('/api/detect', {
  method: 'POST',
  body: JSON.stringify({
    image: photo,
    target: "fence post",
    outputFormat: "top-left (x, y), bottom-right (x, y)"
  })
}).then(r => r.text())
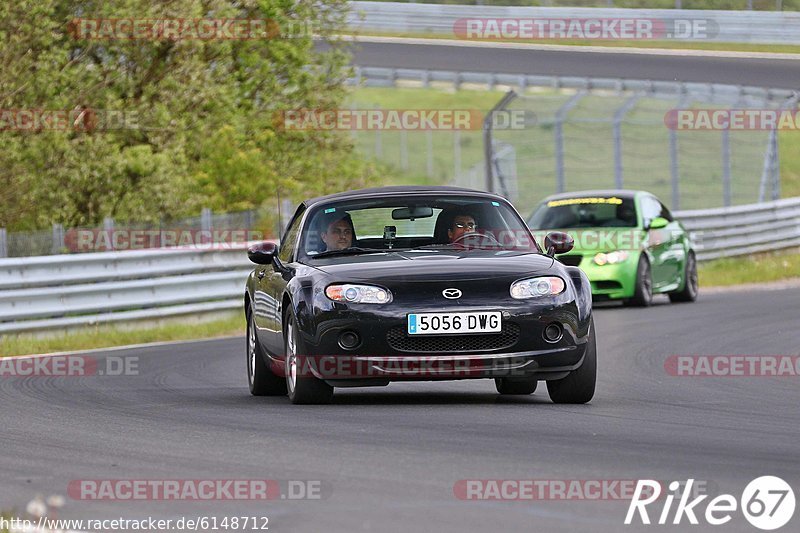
top-left (400, 129), bottom-right (408, 170)
top-left (52, 223), bottom-right (65, 255)
top-left (613, 94), bottom-right (642, 190)
top-left (0, 228), bottom-right (6, 258)
top-left (201, 207), bottom-right (212, 232)
top-left (554, 91), bottom-right (586, 193)
top-left (426, 129), bottom-right (434, 178)
top-left (453, 129), bottom-right (462, 181)
top-left (722, 128), bottom-right (732, 207)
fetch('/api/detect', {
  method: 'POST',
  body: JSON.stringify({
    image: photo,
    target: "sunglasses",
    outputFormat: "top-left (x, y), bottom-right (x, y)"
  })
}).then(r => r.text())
top-left (454, 222), bottom-right (477, 230)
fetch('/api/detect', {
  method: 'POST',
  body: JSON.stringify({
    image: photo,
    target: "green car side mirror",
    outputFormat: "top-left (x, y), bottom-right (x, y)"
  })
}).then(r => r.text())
top-left (648, 217), bottom-right (669, 230)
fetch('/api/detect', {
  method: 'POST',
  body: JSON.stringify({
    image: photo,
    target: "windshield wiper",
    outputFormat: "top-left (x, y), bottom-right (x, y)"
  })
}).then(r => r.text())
top-left (310, 247), bottom-right (388, 259)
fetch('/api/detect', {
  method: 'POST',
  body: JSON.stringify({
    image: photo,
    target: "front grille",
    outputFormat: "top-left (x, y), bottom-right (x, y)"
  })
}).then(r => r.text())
top-left (557, 255), bottom-right (583, 267)
top-left (386, 323), bottom-right (520, 353)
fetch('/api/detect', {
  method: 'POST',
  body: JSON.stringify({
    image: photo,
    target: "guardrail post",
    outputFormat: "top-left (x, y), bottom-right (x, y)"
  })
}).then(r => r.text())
top-left (554, 91), bottom-right (586, 193)
top-left (51, 223), bottom-right (65, 255)
top-left (0, 228), bottom-right (6, 258)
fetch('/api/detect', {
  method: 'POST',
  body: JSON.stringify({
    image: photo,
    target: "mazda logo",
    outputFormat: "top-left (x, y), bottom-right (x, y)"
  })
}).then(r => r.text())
top-left (442, 288), bottom-right (462, 299)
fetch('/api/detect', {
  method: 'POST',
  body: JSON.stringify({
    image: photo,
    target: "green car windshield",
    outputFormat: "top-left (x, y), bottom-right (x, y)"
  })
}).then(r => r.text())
top-left (529, 196), bottom-right (638, 229)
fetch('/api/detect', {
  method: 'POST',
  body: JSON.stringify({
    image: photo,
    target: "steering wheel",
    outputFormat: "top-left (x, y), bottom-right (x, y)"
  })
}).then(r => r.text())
top-left (451, 231), bottom-right (502, 248)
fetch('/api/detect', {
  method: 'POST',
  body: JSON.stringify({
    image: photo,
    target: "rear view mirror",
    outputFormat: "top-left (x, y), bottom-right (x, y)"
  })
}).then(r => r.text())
top-left (392, 206), bottom-right (433, 220)
top-left (544, 232), bottom-right (574, 256)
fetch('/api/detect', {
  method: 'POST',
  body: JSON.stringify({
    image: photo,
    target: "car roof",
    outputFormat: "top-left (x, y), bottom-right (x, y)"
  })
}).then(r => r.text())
top-left (303, 186), bottom-right (506, 207)
top-left (540, 189), bottom-right (641, 201)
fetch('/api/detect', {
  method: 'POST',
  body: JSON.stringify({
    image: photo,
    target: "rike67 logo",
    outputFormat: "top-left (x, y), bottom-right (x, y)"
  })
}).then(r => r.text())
top-left (625, 477), bottom-right (795, 530)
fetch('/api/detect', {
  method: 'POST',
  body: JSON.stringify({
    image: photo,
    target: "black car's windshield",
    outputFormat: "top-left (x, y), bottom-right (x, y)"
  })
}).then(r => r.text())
top-left (528, 196), bottom-right (638, 229)
top-left (299, 194), bottom-right (539, 261)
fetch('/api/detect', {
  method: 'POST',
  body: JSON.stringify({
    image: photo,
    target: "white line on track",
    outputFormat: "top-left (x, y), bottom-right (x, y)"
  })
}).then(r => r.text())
top-left (1, 335), bottom-right (240, 360)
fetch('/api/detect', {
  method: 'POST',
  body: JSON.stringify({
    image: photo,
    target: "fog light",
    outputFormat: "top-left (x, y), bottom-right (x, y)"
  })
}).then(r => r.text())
top-left (543, 323), bottom-right (563, 343)
top-left (338, 331), bottom-right (360, 350)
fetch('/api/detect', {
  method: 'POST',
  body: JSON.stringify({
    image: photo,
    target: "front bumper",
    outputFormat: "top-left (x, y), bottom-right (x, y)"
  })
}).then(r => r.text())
top-left (294, 292), bottom-right (591, 383)
top-left (563, 255), bottom-right (638, 300)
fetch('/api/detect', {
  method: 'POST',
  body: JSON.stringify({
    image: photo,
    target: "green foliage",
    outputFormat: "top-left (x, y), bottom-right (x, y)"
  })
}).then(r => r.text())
top-left (0, 0), bottom-right (379, 231)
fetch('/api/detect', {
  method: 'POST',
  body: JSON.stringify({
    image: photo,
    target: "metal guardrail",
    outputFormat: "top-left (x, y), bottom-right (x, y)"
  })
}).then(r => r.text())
top-left (0, 247), bottom-right (254, 334)
top-left (676, 196), bottom-right (800, 260)
top-left (348, 1), bottom-right (800, 45)
top-left (348, 66), bottom-right (798, 103)
top-left (1, 199), bottom-right (798, 334)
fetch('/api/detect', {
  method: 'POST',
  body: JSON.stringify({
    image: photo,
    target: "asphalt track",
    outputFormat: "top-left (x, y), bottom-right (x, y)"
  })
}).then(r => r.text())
top-left (2, 286), bottom-right (799, 532)
top-left (340, 40), bottom-right (800, 89)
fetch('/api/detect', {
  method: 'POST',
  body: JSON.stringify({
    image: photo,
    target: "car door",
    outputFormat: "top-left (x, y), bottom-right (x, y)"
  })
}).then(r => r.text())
top-left (263, 206), bottom-right (305, 355)
top-left (639, 194), bottom-right (672, 288)
top-left (655, 200), bottom-right (687, 287)
top-left (254, 207), bottom-right (304, 355)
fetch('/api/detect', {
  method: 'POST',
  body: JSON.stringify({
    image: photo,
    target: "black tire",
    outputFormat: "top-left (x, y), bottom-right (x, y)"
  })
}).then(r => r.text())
top-left (669, 252), bottom-right (698, 303)
top-left (495, 377), bottom-right (538, 395)
top-left (284, 312), bottom-right (333, 405)
top-left (627, 255), bottom-right (653, 307)
top-left (247, 310), bottom-right (287, 396)
top-left (547, 318), bottom-right (596, 404)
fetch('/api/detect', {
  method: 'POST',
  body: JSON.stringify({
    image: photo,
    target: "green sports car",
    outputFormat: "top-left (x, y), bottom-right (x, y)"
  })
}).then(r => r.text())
top-left (527, 190), bottom-right (698, 306)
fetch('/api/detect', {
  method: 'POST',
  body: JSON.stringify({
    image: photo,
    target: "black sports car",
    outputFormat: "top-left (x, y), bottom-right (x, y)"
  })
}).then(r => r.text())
top-left (244, 186), bottom-right (596, 404)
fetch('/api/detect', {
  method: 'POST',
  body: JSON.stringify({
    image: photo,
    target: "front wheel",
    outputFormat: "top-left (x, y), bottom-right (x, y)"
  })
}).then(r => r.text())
top-left (669, 252), bottom-right (698, 303)
top-left (546, 318), bottom-right (596, 404)
top-left (284, 314), bottom-right (333, 405)
top-left (627, 255), bottom-right (653, 307)
top-left (247, 311), bottom-right (287, 396)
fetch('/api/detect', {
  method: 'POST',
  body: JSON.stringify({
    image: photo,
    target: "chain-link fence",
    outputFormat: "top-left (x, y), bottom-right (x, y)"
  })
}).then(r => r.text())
top-left (479, 84), bottom-right (797, 216)
top-left (0, 205), bottom-right (286, 258)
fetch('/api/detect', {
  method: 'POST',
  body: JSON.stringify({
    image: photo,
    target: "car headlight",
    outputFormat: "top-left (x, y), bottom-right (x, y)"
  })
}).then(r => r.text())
top-left (594, 251), bottom-right (630, 266)
top-left (510, 276), bottom-right (566, 299)
top-left (325, 283), bottom-right (392, 304)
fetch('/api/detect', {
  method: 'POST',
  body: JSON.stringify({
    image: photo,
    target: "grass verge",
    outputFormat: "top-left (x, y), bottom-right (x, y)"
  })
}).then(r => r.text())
top-left (355, 31), bottom-right (800, 55)
top-left (698, 247), bottom-right (800, 286)
top-left (0, 312), bottom-right (244, 357)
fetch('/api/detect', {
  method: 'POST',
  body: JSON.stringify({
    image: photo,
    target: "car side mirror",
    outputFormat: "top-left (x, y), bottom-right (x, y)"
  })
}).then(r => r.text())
top-left (648, 217), bottom-right (669, 230)
top-left (248, 241), bottom-right (277, 265)
top-left (544, 232), bottom-right (574, 256)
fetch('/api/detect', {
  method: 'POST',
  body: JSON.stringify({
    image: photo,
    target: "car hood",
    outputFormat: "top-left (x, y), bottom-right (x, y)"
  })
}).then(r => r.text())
top-left (308, 250), bottom-right (556, 283)
top-left (531, 227), bottom-right (644, 254)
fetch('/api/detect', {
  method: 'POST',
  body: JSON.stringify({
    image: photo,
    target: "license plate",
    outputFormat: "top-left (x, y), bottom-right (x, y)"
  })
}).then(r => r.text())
top-left (407, 312), bottom-right (502, 335)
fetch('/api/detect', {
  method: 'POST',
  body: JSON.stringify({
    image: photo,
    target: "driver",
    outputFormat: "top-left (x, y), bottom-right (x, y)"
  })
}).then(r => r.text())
top-left (448, 212), bottom-right (477, 243)
top-left (320, 213), bottom-right (354, 251)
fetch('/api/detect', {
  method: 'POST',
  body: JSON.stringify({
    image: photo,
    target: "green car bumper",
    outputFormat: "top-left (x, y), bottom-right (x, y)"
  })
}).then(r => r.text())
top-left (559, 253), bottom-right (639, 300)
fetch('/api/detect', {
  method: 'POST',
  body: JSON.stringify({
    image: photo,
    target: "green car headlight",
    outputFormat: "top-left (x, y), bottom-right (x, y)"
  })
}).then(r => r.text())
top-left (510, 276), bottom-right (566, 299)
top-left (594, 251), bottom-right (630, 266)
